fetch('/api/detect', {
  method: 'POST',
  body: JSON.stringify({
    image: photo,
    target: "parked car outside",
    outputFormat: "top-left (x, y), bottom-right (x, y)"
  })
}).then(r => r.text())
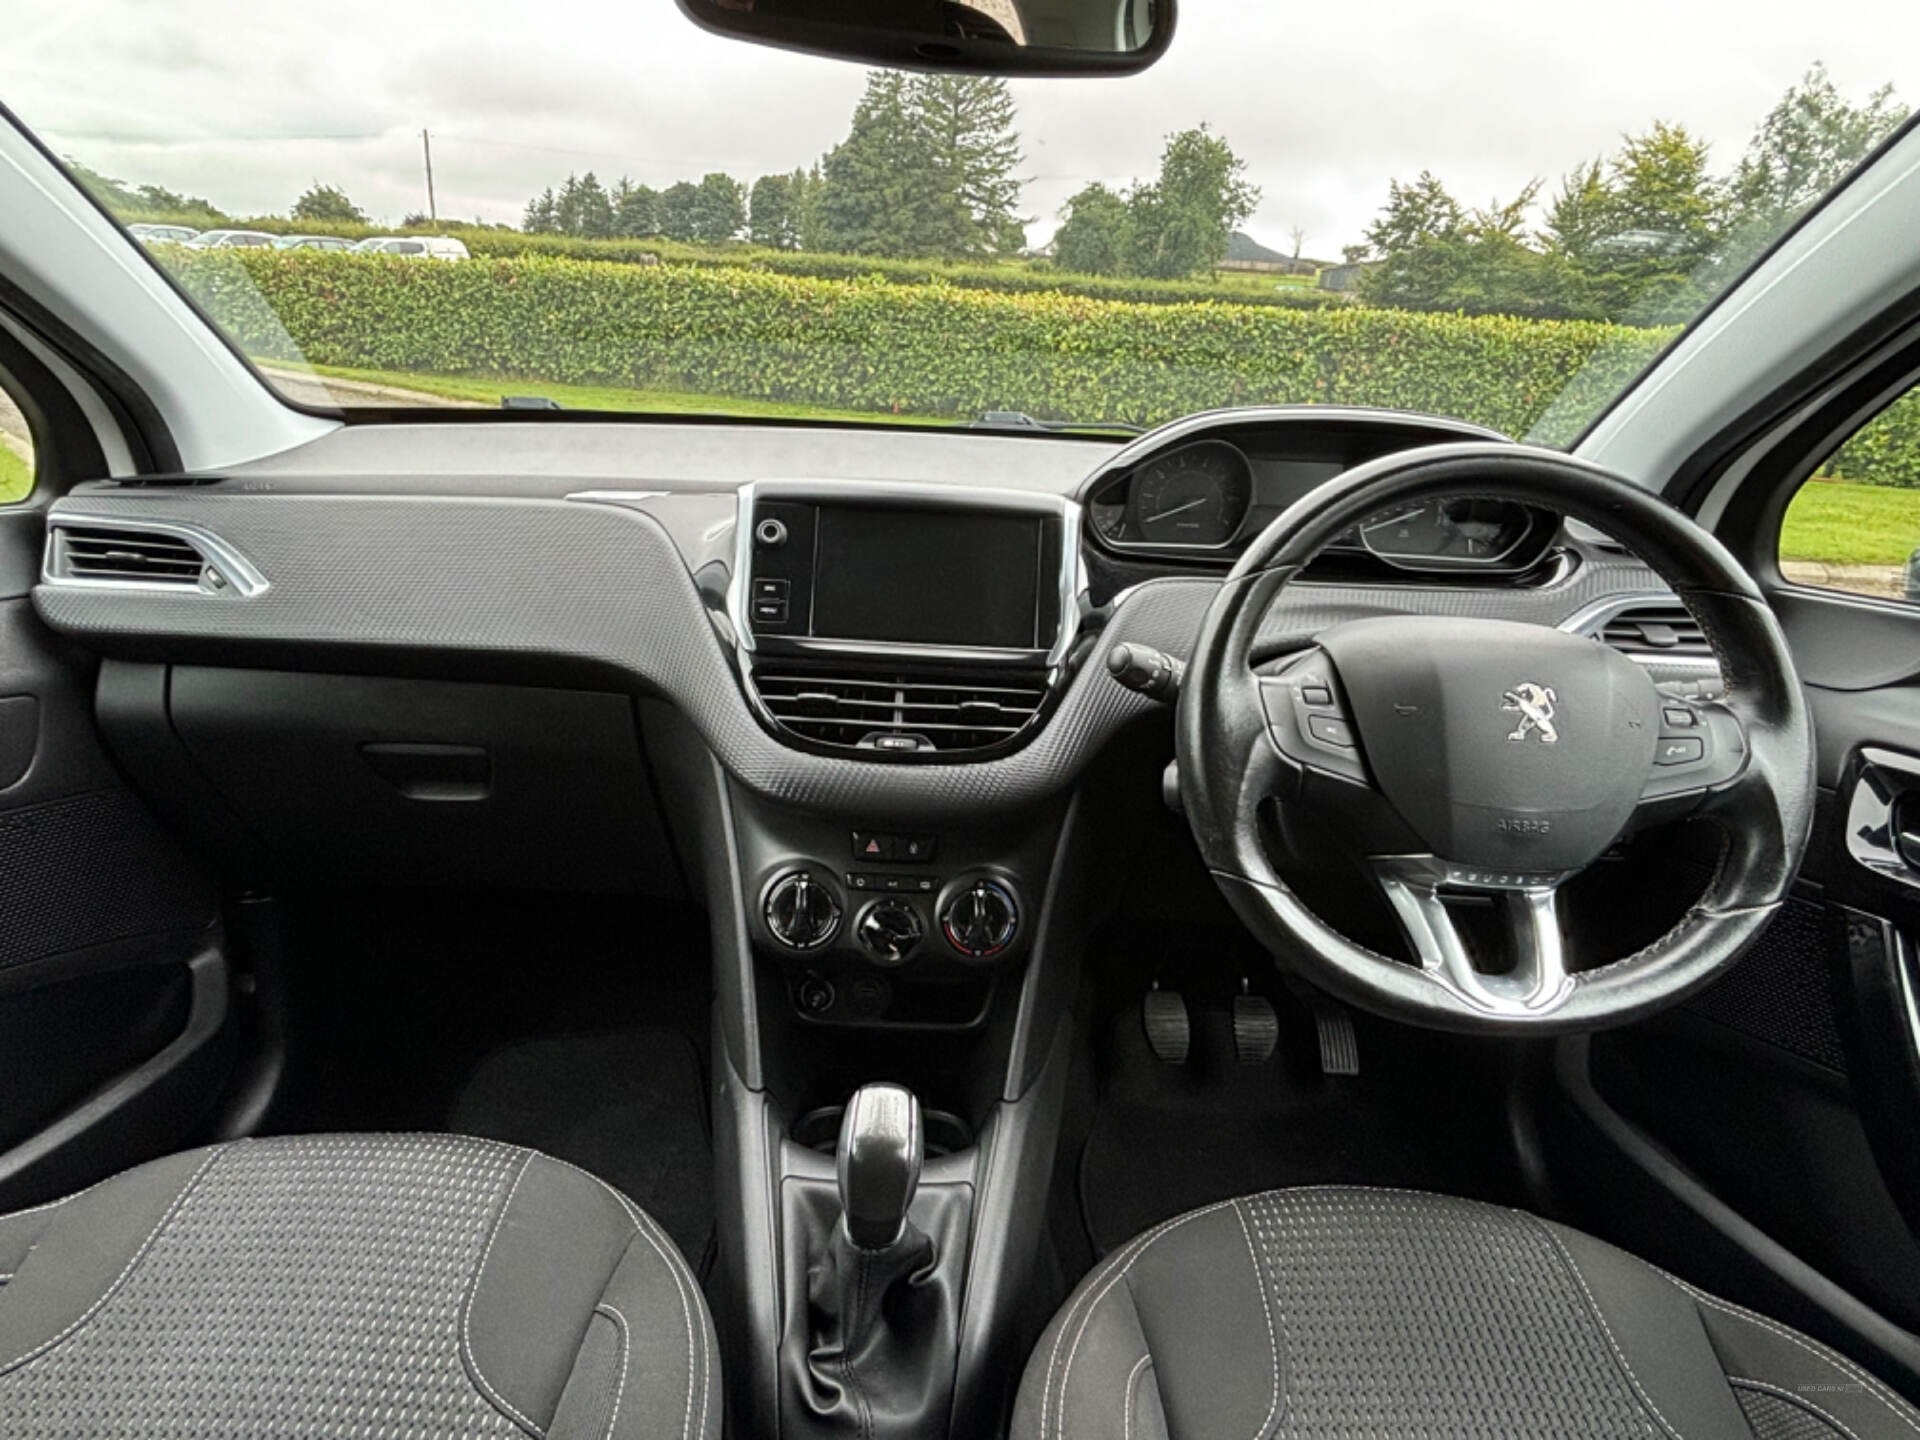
top-left (271, 235), bottom-right (355, 252)
top-left (350, 235), bottom-right (471, 261)
top-left (126, 222), bottom-right (199, 245)
top-left (186, 229), bottom-right (276, 249)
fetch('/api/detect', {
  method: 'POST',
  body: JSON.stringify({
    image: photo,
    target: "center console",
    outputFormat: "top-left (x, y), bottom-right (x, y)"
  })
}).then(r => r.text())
top-left (683, 481), bottom-right (1099, 1440)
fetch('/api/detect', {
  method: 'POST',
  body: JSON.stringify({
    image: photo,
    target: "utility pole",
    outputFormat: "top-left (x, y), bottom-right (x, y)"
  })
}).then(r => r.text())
top-left (421, 129), bottom-right (437, 223)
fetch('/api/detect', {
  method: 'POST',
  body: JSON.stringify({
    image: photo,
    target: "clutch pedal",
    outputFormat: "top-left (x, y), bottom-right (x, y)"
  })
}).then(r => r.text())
top-left (1142, 983), bottom-right (1191, 1064)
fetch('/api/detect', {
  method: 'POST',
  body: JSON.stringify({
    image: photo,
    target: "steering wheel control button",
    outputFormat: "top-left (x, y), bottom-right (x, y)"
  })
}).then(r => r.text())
top-left (942, 878), bottom-right (1018, 959)
top-left (856, 897), bottom-right (925, 965)
top-left (764, 870), bottom-right (842, 951)
top-left (1655, 736), bottom-right (1705, 765)
top-left (1661, 706), bottom-right (1697, 729)
top-left (1301, 683), bottom-right (1333, 707)
top-left (1307, 715), bottom-right (1356, 748)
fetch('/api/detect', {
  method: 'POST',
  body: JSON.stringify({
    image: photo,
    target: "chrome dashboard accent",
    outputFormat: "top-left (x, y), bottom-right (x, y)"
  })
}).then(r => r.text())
top-left (726, 478), bottom-right (1086, 670)
top-left (41, 515), bottom-right (269, 598)
top-left (1846, 747), bottom-right (1920, 894)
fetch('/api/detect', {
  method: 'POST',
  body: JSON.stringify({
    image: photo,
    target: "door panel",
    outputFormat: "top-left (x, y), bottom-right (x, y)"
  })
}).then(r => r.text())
top-left (0, 504), bottom-right (229, 1207)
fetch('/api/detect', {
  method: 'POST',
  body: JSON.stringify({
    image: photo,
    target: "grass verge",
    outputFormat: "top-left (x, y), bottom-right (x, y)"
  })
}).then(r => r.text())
top-left (295, 363), bottom-right (966, 426)
top-left (0, 445), bottom-right (31, 505)
top-left (1780, 479), bottom-right (1920, 567)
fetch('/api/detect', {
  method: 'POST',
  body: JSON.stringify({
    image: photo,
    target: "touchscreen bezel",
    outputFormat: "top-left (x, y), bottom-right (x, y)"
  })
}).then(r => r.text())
top-left (730, 480), bottom-right (1084, 667)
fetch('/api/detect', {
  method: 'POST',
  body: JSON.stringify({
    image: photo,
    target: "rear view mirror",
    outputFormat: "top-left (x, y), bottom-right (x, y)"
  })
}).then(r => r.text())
top-left (675, 0), bottom-right (1173, 75)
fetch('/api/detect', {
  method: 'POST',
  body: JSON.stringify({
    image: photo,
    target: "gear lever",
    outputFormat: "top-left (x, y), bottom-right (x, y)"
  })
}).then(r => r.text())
top-left (836, 1083), bottom-right (923, 1250)
top-left (784, 1083), bottom-right (963, 1440)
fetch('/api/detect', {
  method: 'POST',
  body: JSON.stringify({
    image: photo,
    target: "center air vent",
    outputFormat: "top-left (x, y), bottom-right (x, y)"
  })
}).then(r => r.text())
top-left (752, 665), bottom-right (1051, 755)
top-left (45, 520), bottom-right (266, 596)
top-left (1598, 603), bottom-right (1711, 659)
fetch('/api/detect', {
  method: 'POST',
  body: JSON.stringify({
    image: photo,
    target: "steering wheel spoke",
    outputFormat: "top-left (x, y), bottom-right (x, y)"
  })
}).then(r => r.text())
top-left (1373, 857), bottom-right (1575, 1017)
top-left (1632, 695), bottom-right (1752, 822)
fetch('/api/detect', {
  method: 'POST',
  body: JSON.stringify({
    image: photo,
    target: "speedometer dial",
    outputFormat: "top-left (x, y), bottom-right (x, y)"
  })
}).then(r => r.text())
top-left (1129, 440), bottom-right (1253, 546)
top-left (1356, 497), bottom-right (1532, 565)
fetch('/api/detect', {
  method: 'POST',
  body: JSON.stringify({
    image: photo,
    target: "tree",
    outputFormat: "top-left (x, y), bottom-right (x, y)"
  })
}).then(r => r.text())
top-left (813, 72), bottom-right (931, 256)
top-left (1357, 175), bottom-right (1575, 315)
top-left (1287, 225), bottom-right (1306, 261)
top-left (909, 75), bottom-right (1027, 256)
top-left (690, 172), bottom-right (746, 245)
top-left (813, 71), bottom-right (1027, 258)
top-left (1725, 63), bottom-right (1908, 239)
top-left (523, 187), bottom-right (559, 234)
top-left (793, 165), bottom-right (826, 251)
top-left (292, 183), bottom-right (365, 224)
top-left (1126, 126), bottom-right (1259, 279)
top-left (553, 172), bottom-right (614, 239)
top-left (66, 161), bottom-right (225, 226)
top-left (613, 178), bottom-right (660, 238)
top-left (659, 181), bottom-right (700, 243)
top-left (749, 173), bottom-right (800, 249)
top-left (1052, 183), bottom-right (1134, 275)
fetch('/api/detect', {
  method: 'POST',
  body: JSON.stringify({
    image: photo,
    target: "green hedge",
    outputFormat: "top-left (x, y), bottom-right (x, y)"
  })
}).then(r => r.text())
top-left (167, 247), bottom-right (1674, 437)
top-left (1830, 388), bottom-right (1920, 488)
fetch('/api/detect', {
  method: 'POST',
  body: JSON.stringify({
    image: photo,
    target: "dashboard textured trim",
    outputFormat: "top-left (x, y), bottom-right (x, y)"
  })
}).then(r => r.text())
top-left (34, 491), bottom-right (1666, 821)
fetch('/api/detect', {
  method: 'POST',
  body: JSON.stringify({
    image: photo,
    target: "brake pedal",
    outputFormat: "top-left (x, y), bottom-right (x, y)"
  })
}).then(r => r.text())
top-left (1142, 984), bottom-right (1191, 1064)
top-left (1231, 980), bottom-right (1279, 1064)
top-left (1315, 1004), bottom-right (1360, 1077)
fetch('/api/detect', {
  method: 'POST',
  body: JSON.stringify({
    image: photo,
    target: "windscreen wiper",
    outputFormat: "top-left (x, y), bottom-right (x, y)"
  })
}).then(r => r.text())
top-left (970, 409), bottom-right (1143, 436)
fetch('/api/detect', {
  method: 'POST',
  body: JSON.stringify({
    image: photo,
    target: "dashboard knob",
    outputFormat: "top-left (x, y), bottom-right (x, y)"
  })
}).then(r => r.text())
top-left (856, 898), bottom-right (924, 965)
top-left (941, 879), bottom-right (1018, 959)
top-left (765, 870), bottom-right (840, 951)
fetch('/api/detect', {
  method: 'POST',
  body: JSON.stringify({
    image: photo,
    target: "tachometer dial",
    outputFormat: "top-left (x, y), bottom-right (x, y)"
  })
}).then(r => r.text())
top-left (1129, 441), bottom-right (1253, 545)
top-left (1357, 497), bottom-right (1531, 565)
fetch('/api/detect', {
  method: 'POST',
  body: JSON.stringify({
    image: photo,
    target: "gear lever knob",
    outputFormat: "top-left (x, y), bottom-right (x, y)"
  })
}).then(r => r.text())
top-left (835, 1083), bottom-right (923, 1251)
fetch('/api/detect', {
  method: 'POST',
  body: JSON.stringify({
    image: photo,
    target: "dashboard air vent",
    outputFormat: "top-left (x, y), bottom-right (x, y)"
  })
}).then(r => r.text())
top-left (1599, 603), bottom-right (1711, 659)
top-left (55, 526), bottom-right (209, 586)
top-left (753, 665), bottom-right (1051, 754)
top-left (46, 520), bottom-right (266, 596)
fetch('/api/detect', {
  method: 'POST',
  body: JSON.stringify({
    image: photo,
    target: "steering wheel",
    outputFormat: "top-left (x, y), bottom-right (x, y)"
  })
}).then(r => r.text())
top-left (1177, 442), bottom-right (1814, 1033)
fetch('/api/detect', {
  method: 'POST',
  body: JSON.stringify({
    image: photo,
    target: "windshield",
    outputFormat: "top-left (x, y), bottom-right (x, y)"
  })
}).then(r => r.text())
top-left (13, 2), bottom-right (1917, 440)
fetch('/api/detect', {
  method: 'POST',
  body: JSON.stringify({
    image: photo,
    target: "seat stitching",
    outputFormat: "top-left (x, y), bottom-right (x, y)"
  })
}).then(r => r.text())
top-left (1230, 1197), bottom-right (1283, 1440)
top-left (1664, 1272), bottom-right (1920, 1437)
top-left (1729, 1376), bottom-right (1866, 1440)
top-left (1042, 1222), bottom-right (1162, 1440)
top-left (596, 1303), bottom-right (632, 1440)
top-left (1056, 1199), bottom-right (1242, 1440)
top-left (1123, 1353), bottom-right (1152, 1440)
top-left (0, 1143), bottom-right (228, 1377)
top-left (529, 1153), bottom-right (705, 1440)
top-left (460, 1148), bottom-right (545, 1437)
top-left (1044, 1201), bottom-right (1232, 1440)
top-left (1534, 1219), bottom-right (1687, 1440)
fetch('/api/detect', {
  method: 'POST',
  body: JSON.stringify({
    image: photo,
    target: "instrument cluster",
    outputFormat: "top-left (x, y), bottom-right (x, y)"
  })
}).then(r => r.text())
top-left (1085, 429), bottom-right (1559, 574)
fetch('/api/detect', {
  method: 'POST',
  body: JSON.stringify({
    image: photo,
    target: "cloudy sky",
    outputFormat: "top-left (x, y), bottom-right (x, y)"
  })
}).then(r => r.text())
top-left (11, 0), bottom-right (1920, 256)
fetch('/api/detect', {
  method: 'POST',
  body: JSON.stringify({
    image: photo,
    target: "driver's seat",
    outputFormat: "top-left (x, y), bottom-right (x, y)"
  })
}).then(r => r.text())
top-left (1015, 1186), bottom-right (1917, 1440)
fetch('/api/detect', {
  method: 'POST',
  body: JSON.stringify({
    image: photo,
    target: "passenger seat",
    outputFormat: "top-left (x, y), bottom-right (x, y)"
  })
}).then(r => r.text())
top-left (0, 1133), bottom-right (719, 1439)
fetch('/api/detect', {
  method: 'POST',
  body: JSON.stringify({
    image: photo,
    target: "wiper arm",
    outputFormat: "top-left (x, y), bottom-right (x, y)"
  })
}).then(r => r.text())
top-left (970, 410), bottom-right (1143, 436)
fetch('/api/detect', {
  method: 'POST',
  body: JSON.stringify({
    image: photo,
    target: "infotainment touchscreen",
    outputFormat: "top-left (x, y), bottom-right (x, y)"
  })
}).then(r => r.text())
top-left (810, 505), bottom-right (1045, 649)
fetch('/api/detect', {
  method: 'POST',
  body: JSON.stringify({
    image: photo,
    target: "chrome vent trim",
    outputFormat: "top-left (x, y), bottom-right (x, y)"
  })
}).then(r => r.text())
top-left (752, 664), bottom-right (1050, 753)
top-left (43, 518), bottom-right (268, 597)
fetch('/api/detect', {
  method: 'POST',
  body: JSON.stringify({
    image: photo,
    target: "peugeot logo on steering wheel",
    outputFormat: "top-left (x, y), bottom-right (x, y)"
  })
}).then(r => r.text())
top-left (1502, 682), bottom-right (1559, 744)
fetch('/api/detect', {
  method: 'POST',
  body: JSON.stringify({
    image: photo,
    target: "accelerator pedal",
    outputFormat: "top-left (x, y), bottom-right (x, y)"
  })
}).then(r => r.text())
top-left (1314, 1003), bottom-right (1360, 1077)
top-left (1231, 980), bottom-right (1280, 1065)
top-left (1142, 983), bottom-right (1191, 1065)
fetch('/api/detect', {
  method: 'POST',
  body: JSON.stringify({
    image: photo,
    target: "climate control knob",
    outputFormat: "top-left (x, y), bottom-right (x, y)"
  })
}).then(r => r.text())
top-left (856, 898), bottom-right (924, 965)
top-left (941, 879), bottom-right (1018, 959)
top-left (764, 870), bottom-right (841, 951)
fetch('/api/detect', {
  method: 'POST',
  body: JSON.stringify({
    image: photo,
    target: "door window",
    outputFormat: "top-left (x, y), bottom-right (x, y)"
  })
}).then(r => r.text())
top-left (1779, 383), bottom-right (1920, 602)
